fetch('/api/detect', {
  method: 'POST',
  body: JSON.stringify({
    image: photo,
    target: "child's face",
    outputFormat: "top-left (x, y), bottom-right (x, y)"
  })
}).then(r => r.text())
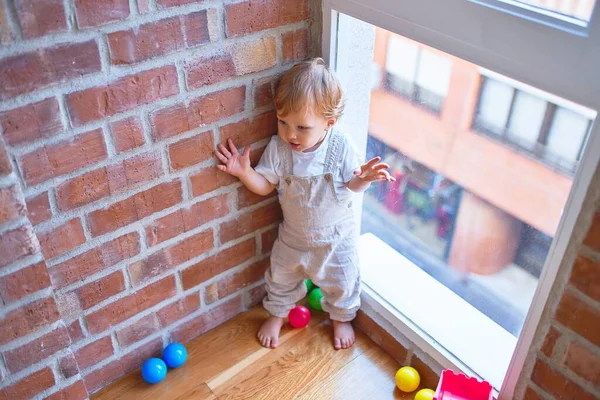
top-left (277, 107), bottom-right (336, 152)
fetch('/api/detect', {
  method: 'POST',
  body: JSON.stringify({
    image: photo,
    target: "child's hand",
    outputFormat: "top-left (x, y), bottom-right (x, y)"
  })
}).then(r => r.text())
top-left (215, 139), bottom-right (251, 178)
top-left (354, 157), bottom-right (396, 182)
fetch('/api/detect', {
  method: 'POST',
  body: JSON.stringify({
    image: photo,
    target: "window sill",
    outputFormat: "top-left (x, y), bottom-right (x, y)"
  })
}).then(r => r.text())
top-left (358, 233), bottom-right (517, 391)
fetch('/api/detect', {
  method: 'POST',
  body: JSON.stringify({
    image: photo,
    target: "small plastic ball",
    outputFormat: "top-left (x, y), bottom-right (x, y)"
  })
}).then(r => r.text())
top-left (162, 342), bottom-right (187, 368)
top-left (141, 358), bottom-right (167, 384)
top-left (288, 305), bottom-right (311, 328)
top-left (395, 366), bottom-right (420, 392)
top-left (308, 288), bottom-right (323, 311)
top-left (414, 388), bottom-right (435, 400)
top-left (305, 279), bottom-right (314, 292)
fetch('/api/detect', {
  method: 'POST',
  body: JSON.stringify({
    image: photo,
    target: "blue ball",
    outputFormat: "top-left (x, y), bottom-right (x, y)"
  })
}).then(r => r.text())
top-left (162, 342), bottom-right (188, 368)
top-left (141, 358), bottom-right (167, 384)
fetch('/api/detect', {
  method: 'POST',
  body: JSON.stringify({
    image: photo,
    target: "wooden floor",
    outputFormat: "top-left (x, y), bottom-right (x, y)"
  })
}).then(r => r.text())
top-left (92, 306), bottom-right (419, 400)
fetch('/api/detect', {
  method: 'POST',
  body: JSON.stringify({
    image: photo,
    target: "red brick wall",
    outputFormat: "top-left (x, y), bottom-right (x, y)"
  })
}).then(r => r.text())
top-left (516, 166), bottom-right (600, 400)
top-left (0, 0), bottom-right (312, 397)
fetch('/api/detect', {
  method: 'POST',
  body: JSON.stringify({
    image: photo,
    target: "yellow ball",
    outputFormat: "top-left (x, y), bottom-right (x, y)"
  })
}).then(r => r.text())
top-left (414, 388), bottom-right (435, 400)
top-left (395, 366), bottom-right (420, 392)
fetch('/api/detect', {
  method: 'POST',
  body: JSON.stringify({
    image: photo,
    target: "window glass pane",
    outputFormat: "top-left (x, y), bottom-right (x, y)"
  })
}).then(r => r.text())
top-left (335, 13), bottom-right (597, 390)
top-left (507, 91), bottom-right (547, 149)
top-left (476, 79), bottom-right (514, 134)
top-left (546, 107), bottom-right (589, 163)
top-left (513, 0), bottom-right (596, 21)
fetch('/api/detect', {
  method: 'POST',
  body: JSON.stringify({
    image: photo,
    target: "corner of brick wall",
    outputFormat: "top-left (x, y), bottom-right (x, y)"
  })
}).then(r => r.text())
top-left (514, 164), bottom-right (600, 400)
top-left (0, 0), bottom-right (318, 397)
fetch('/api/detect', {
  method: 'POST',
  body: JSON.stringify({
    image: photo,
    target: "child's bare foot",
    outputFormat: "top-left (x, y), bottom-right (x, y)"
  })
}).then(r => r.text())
top-left (333, 320), bottom-right (355, 350)
top-left (257, 316), bottom-right (285, 348)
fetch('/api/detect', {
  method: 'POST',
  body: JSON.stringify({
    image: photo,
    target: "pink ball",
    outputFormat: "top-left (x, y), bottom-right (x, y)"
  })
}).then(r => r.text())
top-left (288, 306), bottom-right (311, 328)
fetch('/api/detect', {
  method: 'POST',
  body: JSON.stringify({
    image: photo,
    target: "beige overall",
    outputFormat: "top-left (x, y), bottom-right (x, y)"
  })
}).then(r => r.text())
top-left (263, 131), bottom-right (361, 322)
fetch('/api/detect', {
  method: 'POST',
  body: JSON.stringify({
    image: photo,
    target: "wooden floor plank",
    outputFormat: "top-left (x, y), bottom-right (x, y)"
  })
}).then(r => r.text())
top-left (212, 321), bottom-right (373, 400)
top-left (297, 345), bottom-right (409, 400)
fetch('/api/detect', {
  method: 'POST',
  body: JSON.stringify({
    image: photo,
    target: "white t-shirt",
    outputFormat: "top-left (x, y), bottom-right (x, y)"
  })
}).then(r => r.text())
top-left (255, 132), bottom-right (362, 187)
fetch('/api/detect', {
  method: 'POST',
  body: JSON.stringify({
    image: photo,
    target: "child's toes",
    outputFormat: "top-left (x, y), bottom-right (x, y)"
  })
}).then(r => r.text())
top-left (271, 337), bottom-right (279, 349)
top-left (334, 338), bottom-right (342, 350)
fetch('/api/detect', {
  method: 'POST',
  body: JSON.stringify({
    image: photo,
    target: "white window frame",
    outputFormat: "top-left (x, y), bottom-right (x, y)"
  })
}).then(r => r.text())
top-left (323, 1), bottom-right (600, 399)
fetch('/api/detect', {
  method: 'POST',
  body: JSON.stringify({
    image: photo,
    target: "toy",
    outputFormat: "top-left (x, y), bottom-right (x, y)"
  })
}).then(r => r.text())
top-left (395, 366), bottom-right (420, 392)
top-left (305, 279), bottom-right (314, 292)
top-left (288, 305), bottom-right (311, 328)
top-left (434, 370), bottom-right (493, 400)
top-left (141, 358), bottom-right (167, 384)
top-left (162, 343), bottom-right (187, 368)
top-left (308, 288), bottom-right (323, 311)
top-left (415, 388), bottom-right (435, 400)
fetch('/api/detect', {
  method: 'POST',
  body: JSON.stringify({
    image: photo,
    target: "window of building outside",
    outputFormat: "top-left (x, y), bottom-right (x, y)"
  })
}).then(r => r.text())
top-left (334, 12), bottom-right (597, 390)
top-left (512, 0), bottom-right (596, 21)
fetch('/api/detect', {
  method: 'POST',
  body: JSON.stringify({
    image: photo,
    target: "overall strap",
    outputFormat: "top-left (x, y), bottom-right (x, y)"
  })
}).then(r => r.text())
top-left (277, 135), bottom-right (294, 176)
top-left (323, 129), bottom-right (344, 174)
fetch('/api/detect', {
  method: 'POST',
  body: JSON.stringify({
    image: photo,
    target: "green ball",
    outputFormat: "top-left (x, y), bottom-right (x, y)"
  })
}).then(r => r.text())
top-left (308, 288), bottom-right (323, 311)
top-left (305, 279), bottom-right (314, 293)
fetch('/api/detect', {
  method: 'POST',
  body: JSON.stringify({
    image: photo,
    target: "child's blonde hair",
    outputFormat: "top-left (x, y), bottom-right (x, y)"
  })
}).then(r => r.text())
top-left (274, 58), bottom-right (345, 120)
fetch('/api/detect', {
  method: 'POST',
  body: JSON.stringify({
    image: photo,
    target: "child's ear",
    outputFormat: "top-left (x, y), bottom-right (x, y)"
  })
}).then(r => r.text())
top-left (326, 118), bottom-right (337, 129)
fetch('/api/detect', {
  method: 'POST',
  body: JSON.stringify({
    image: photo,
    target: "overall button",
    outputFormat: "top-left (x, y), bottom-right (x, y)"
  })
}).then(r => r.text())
top-left (285, 177), bottom-right (292, 185)
top-left (324, 174), bottom-right (332, 182)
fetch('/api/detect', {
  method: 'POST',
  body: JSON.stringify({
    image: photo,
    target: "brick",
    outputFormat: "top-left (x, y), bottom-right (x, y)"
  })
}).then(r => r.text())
top-left (230, 37), bottom-right (277, 76)
top-left (4, 326), bottom-right (70, 373)
top-left (220, 110), bottom-right (277, 148)
top-left (83, 359), bottom-right (125, 393)
top-left (181, 238), bottom-right (256, 290)
top-left (225, 0), bottom-right (308, 37)
top-left (220, 203), bottom-right (282, 243)
top-left (39, 218), bottom-right (85, 260)
top-left (74, 270), bottom-right (126, 309)
top-left (116, 313), bottom-right (160, 347)
top-left (555, 291), bottom-right (600, 347)
top-left (570, 255), bottom-right (600, 302)
top-left (247, 284), bottom-right (266, 308)
top-left (238, 185), bottom-right (276, 209)
top-left (157, 294), bottom-right (200, 327)
top-left (108, 12), bottom-right (210, 65)
top-left (255, 79), bottom-right (275, 109)
top-left (0, 1), bottom-right (14, 44)
top-left (0, 97), bottom-right (62, 146)
top-left (59, 353), bottom-right (80, 379)
top-left (0, 185), bottom-right (26, 224)
top-left (0, 224), bottom-right (39, 269)
top-left (146, 194), bottom-right (229, 246)
top-left (206, 258), bottom-right (268, 304)
top-left (20, 129), bottom-right (107, 185)
top-left (68, 320), bottom-right (86, 343)
top-left (74, 0), bottom-right (129, 28)
top-left (74, 336), bottom-right (113, 370)
top-left (46, 380), bottom-right (88, 400)
top-left (0, 297), bottom-right (59, 345)
top-left (110, 117), bottom-right (146, 153)
top-left (87, 180), bottom-right (182, 237)
top-left (0, 261), bottom-right (51, 303)
top-left (523, 386), bottom-right (544, 400)
top-left (584, 212), bottom-right (600, 252)
top-left (16, 0), bottom-right (66, 39)
top-left (67, 66), bottom-right (178, 126)
top-left (150, 86), bottom-right (245, 141)
top-left (168, 130), bottom-right (214, 170)
top-left (56, 151), bottom-right (163, 210)
top-left (26, 192), bottom-right (52, 225)
top-left (86, 276), bottom-right (176, 333)
top-left (129, 229), bottom-right (213, 285)
top-left (0, 367), bottom-right (55, 399)
top-left (541, 326), bottom-right (560, 358)
top-left (186, 54), bottom-right (236, 89)
top-left (261, 227), bottom-right (278, 254)
top-left (354, 311), bottom-right (409, 364)
top-left (563, 341), bottom-right (600, 388)
top-left (137, 0), bottom-right (151, 13)
top-left (190, 166), bottom-right (237, 197)
top-left (531, 359), bottom-right (595, 400)
top-left (50, 232), bottom-right (140, 288)
top-left (0, 41), bottom-right (101, 101)
top-left (0, 139), bottom-right (12, 175)
top-left (410, 355), bottom-right (439, 389)
top-left (158, 0), bottom-right (204, 7)
top-left (118, 337), bottom-right (162, 374)
top-left (282, 29), bottom-right (309, 63)
top-left (172, 295), bottom-right (242, 343)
